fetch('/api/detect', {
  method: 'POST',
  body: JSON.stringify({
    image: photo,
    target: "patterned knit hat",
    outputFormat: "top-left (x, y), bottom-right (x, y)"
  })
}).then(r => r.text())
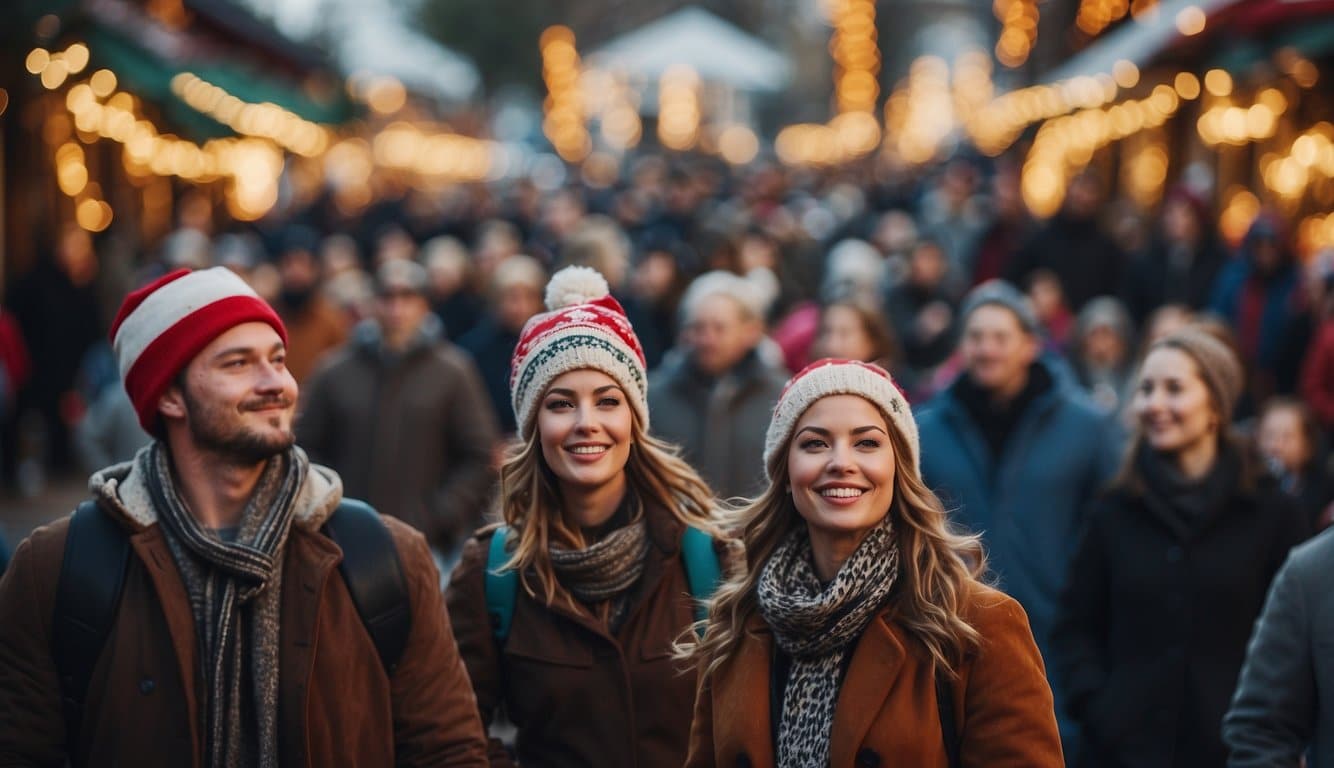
top-left (763, 359), bottom-right (919, 480)
top-left (111, 267), bottom-right (287, 435)
top-left (510, 266), bottom-right (648, 438)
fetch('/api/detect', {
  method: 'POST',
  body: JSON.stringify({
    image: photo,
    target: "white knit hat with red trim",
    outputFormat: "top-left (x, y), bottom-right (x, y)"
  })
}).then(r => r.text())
top-left (763, 358), bottom-right (918, 479)
top-left (510, 266), bottom-right (648, 438)
top-left (110, 267), bottom-right (287, 434)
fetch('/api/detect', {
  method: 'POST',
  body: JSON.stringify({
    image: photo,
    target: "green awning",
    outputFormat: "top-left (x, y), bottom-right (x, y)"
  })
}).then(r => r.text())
top-left (80, 21), bottom-right (352, 142)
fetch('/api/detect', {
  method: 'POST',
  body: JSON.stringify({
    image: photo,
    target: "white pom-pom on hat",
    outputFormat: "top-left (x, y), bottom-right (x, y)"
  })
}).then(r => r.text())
top-left (544, 265), bottom-right (610, 311)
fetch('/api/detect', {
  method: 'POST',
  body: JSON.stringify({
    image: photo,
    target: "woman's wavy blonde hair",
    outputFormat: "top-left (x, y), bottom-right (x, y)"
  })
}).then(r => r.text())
top-left (496, 408), bottom-right (726, 608)
top-left (683, 410), bottom-right (987, 680)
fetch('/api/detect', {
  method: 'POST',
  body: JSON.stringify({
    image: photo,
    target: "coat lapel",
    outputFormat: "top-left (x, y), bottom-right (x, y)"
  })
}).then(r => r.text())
top-left (129, 527), bottom-right (202, 761)
top-left (830, 615), bottom-right (905, 768)
top-left (277, 527), bottom-right (341, 762)
top-left (716, 617), bottom-right (776, 766)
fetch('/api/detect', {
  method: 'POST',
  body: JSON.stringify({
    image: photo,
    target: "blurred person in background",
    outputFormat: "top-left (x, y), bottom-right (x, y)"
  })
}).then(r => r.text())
top-left (474, 219), bottom-right (525, 289)
top-left (73, 342), bottom-right (149, 471)
top-left (422, 235), bottom-right (484, 339)
top-left (773, 238), bottom-right (884, 374)
top-left (299, 259), bottom-right (498, 569)
top-left (1053, 329), bottom-right (1307, 768)
top-left (1122, 186), bottom-right (1227, 325)
top-left (457, 255), bottom-right (548, 437)
top-left (1301, 257), bottom-right (1334, 435)
top-left (916, 279), bottom-right (1122, 753)
top-left (870, 209), bottom-right (919, 283)
top-left (0, 302), bottom-right (31, 489)
top-left (886, 238), bottom-right (958, 393)
top-left (1071, 297), bottom-right (1137, 416)
top-left (1256, 396), bottom-right (1334, 531)
top-left (971, 159), bottom-right (1034, 286)
top-left (273, 226), bottom-right (349, 385)
top-left (649, 270), bottom-right (788, 499)
top-left (1140, 303), bottom-right (1196, 357)
top-left (1026, 269), bottom-right (1075, 353)
top-left (7, 223), bottom-right (103, 482)
top-left (626, 230), bottom-right (693, 369)
top-left (919, 158), bottom-right (988, 296)
top-left (319, 234), bottom-right (375, 322)
top-left (1007, 169), bottom-right (1124, 312)
top-left (813, 294), bottom-right (900, 375)
top-left (532, 188), bottom-right (587, 263)
top-left (1210, 214), bottom-right (1307, 406)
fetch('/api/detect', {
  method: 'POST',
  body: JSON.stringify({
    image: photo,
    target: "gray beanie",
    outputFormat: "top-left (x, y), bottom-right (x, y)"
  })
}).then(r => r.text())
top-left (1152, 327), bottom-right (1244, 420)
top-left (960, 279), bottom-right (1039, 334)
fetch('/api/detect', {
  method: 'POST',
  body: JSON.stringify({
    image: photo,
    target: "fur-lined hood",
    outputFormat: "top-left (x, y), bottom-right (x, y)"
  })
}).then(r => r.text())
top-left (88, 444), bottom-right (344, 532)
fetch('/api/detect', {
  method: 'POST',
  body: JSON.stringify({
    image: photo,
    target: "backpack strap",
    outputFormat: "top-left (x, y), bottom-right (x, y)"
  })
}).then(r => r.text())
top-left (680, 525), bottom-right (722, 626)
top-left (53, 500), bottom-right (131, 747)
top-left (324, 498), bottom-right (411, 675)
top-left (483, 524), bottom-right (721, 642)
top-left (936, 666), bottom-right (961, 768)
top-left (485, 525), bottom-right (519, 644)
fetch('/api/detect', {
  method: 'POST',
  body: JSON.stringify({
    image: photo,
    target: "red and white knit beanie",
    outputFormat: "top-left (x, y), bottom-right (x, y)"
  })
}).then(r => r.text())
top-left (763, 358), bottom-right (919, 480)
top-left (110, 267), bottom-right (287, 434)
top-left (510, 266), bottom-right (648, 438)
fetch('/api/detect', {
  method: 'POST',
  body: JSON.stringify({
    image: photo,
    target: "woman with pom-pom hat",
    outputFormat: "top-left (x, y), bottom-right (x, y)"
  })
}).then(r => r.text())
top-left (445, 266), bottom-right (729, 768)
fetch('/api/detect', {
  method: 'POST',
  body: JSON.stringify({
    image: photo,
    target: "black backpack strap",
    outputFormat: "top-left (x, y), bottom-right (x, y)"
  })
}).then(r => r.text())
top-left (52, 500), bottom-right (132, 748)
top-left (936, 666), bottom-right (961, 768)
top-left (324, 498), bottom-right (411, 676)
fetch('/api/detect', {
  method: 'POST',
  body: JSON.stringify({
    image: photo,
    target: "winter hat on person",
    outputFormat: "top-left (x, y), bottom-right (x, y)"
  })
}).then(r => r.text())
top-left (1151, 327), bottom-right (1244, 422)
top-left (960, 279), bottom-right (1039, 334)
top-left (110, 267), bottom-right (287, 435)
top-left (510, 266), bottom-right (648, 438)
top-left (763, 358), bottom-right (919, 480)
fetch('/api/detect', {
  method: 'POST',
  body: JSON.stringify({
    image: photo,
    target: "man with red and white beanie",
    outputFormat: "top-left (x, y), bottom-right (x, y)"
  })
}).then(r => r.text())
top-left (0, 266), bottom-right (489, 766)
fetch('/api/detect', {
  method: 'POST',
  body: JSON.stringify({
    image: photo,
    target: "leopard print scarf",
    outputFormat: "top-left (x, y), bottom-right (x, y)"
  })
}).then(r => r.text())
top-left (757, 515), bottom-right (899, 768)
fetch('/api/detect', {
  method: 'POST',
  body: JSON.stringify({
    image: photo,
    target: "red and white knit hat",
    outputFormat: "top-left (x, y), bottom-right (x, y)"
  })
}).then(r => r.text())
top-left (763, 358), bottom-right (919, 479)
top-left (510, 266), bottom-right (648, 438)
top-left (110, 267), bottom-right (287, 434)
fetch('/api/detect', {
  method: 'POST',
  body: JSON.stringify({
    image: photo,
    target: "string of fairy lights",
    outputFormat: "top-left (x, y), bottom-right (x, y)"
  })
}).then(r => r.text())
top-left (18, 6), bottom-right (1331, 253)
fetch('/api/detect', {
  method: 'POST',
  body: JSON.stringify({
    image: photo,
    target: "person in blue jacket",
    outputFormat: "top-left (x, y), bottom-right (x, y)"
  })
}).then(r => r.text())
top-left (915, 279), bottom-right (1122, 752)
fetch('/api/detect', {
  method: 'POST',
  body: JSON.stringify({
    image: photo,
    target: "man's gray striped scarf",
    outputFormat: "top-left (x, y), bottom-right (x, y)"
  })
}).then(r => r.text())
top-left (144, 442), bottom-right (306, 768)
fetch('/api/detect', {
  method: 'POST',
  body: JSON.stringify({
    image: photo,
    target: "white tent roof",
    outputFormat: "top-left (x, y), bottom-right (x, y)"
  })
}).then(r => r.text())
top-left (588, 7), bottom-right (792, 92)
top-left (332, 1), bottom-right (480, 103)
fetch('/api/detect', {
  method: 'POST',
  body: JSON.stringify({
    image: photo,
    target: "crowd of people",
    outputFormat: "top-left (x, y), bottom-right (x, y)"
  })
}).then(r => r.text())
top-left (2, 147), bottom-right (1334, 766)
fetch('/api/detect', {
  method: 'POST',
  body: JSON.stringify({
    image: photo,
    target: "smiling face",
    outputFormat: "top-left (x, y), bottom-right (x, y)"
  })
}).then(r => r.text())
top-left (162, 321), bottom-right (298, 465)
top-left (1133, 347), bottom-right (1217, 455)
top-left (537, 369), bottom-right (633, 499)
top-left (787, 394), bottom-right (896, 547)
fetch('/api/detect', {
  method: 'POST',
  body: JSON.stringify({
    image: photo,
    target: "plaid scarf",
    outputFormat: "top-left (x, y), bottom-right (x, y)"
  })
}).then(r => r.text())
top-left (757, 516), bottom-right (899, 768)
top-left (145, 442), bottom-right (307, 768)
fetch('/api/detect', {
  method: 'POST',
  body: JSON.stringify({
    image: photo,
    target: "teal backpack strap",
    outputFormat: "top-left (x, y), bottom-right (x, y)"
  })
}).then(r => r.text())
top-left (680, 525), bottom-right (723, 627)
top-left (484, 525), bottom-right (519, 644)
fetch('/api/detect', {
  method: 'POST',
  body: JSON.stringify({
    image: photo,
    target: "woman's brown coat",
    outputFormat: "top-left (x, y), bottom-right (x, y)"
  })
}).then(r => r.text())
top-left (446, 503), bottom-right (710, 768)
top-left (685, 582), bottom-right (1064, 768)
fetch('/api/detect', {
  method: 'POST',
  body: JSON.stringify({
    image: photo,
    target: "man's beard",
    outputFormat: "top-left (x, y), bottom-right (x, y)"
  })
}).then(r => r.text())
top-left (181, 387), bottom-right (295, 465)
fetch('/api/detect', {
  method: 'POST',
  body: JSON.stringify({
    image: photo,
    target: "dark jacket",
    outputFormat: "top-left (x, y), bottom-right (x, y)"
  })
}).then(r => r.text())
top-left (299, 316), bottom-right (498, 551)
top-left (1121, 235), bottom-right (1227, 324)
top-left (1052, 447), bottom-right (1309, 768)
top-left (0, 455), bottom-right (489, 767)
top-left (916, 361), bottom-right (1121, 744)
top-left (648, 350), bottom-right (788, 499)
top-left (1006, 212), bottom-right (1124, 311)
top-left (684, 583), bottom-right (1064, 768)
top-left (456, 317), bottom-right (521, 436)
top-left (445, 503), bottom-right (712, 768)
top-left (1224, 528), bottom-right (1334, 767)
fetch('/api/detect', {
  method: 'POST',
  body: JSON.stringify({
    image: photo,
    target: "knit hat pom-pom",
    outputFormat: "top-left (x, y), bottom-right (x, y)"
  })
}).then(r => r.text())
top-left (545, 265), bottom-right (610, 311)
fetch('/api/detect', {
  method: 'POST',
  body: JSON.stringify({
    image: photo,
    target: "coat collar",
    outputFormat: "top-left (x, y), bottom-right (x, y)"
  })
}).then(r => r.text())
top-left (720, 609), bottom-right (909, 766)
top-left (88, 443), bottom-right (344, 533)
